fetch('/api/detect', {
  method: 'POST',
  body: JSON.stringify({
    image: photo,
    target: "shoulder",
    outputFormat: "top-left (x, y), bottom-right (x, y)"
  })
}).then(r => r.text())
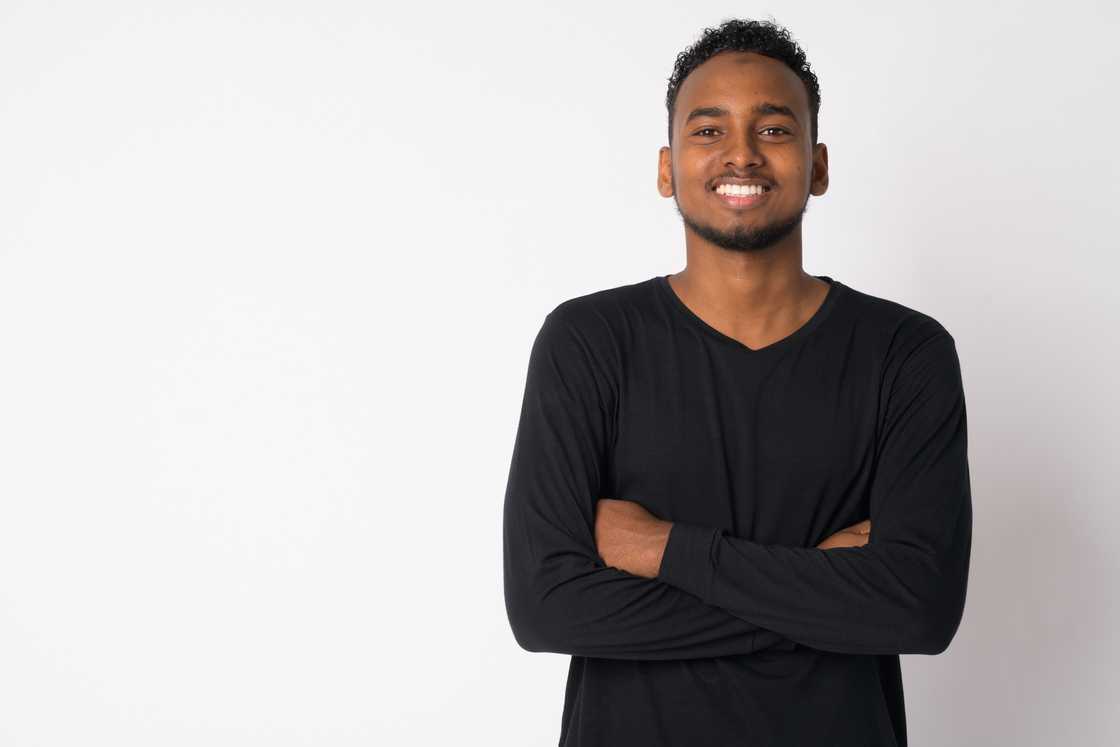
top-left (546, 276), bottom-right (656, 330)
top-left (838, 281), bottom-right (957, 352)
top-left (537, 276), bottom-right (657, 354)
top-left (528, 277), bottom-right (659, 398)
top-left (833, 281), bottom-right (964, 399)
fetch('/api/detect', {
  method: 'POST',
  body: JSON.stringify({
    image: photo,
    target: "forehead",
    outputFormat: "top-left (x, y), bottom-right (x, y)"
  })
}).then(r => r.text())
top-left (674, 51), bottom-right (808, 125)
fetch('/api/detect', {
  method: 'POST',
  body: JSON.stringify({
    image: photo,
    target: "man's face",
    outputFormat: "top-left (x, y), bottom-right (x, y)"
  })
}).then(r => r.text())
top-left (657, 51), bottom-right (828, 253)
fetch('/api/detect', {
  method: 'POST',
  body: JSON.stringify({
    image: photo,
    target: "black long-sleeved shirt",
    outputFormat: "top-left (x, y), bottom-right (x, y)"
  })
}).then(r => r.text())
top-left (502, 274), bottom-right (972, 747)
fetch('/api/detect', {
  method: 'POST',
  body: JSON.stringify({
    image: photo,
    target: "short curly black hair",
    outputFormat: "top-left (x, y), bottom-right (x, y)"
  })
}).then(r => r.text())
top-left (666, 18), bottom-right (821, 146)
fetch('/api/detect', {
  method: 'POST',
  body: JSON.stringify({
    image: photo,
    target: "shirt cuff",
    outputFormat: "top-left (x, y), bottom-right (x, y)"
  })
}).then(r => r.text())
top-left (656, 520), bottom-right (722, 602)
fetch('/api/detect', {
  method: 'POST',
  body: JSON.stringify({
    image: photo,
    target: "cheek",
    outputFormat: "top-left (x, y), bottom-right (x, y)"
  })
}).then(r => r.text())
top-left (675, 165), bottom-right (713, 202)
top-left (674, 154), bottom-right (711, 183)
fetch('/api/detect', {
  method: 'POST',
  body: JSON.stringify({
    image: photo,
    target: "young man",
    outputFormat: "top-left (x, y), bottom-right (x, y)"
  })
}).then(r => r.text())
top-left (502, 18), bottom-right (971, 747)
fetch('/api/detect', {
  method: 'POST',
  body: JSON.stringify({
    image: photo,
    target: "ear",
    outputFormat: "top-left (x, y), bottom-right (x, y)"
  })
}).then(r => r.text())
top-left (809, 142), bottom-right (829, 196)
top-left (657, 146), bottom-right (674, 197)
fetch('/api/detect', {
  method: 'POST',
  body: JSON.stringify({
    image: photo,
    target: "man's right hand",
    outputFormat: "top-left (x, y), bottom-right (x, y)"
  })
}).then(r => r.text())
top-left (816, 519), bottom-right (871, 549)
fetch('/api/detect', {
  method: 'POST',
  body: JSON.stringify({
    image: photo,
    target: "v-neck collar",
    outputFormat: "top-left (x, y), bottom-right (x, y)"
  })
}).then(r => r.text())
top-left (654, 274), bottom-right (845, 356)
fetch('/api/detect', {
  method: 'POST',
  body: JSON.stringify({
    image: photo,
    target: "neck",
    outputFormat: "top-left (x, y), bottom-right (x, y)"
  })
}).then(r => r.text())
top-left (668, 237), bottom-right (829, 346)
top-left (679, 228), bottom-right (816, 309)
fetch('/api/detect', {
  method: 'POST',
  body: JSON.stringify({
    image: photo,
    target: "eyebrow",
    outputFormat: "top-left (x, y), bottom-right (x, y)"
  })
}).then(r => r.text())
top-left (684, 102), bottom-right (799, 125)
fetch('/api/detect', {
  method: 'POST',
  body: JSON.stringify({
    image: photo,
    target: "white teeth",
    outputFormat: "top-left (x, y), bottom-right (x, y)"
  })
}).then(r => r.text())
top-left (716, 184), bottom-right (768, 196)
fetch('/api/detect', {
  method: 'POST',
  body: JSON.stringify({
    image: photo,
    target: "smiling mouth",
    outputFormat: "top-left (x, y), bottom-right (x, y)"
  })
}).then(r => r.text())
top-left (712, 186), bottom-right (772, 209)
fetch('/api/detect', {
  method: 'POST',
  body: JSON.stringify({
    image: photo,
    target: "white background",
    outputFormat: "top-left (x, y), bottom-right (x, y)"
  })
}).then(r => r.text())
top-left (1, 1), bottom-right (1117, 744)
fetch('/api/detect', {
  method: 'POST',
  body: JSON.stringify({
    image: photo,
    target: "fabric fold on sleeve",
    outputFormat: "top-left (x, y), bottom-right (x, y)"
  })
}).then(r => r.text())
top-left (657, 521), bottom-right (723, 604)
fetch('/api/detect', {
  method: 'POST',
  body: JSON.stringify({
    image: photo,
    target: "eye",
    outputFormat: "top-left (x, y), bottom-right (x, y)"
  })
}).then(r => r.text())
top-left (693, 126), bottom-right (790, 138)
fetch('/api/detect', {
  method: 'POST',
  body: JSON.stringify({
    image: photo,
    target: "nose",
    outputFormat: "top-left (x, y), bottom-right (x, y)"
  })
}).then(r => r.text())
top-left (725, 130), bottom-right (764, 169)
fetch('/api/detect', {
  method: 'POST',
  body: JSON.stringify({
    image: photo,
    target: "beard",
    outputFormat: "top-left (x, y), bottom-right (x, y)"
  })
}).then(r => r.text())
top-left (673, 186), bottom-right (810, 253)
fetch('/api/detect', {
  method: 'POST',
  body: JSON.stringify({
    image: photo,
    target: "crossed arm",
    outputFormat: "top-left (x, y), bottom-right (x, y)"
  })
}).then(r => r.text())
top-left (593, 499), bottom-right (872, 580)
top-left (502, 310), bottom-right (972, 660)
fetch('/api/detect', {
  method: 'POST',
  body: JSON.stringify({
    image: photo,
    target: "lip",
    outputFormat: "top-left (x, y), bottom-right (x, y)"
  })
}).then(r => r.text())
top-left (712, 187), bottom-right (772, 209)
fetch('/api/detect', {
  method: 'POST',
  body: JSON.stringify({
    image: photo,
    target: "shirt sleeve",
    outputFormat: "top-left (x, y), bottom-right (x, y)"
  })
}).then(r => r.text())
top-left (656, 323), bottom-right (973, 656)
top-left (503, 308), bottom-right (795, 660)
